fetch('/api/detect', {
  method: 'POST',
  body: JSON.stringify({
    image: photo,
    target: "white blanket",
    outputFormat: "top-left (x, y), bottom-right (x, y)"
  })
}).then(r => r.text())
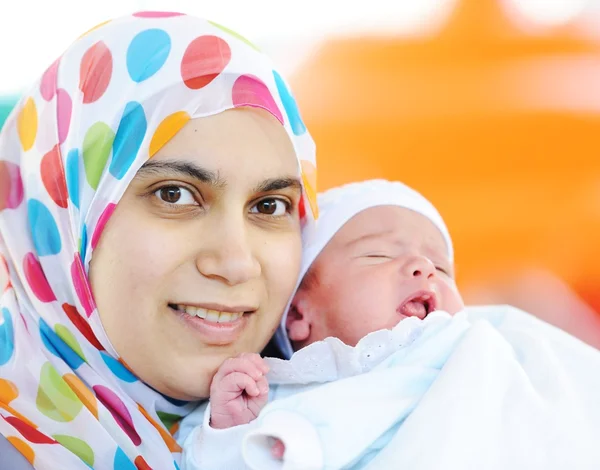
top-left (180, 306), bottom-right (600, 470)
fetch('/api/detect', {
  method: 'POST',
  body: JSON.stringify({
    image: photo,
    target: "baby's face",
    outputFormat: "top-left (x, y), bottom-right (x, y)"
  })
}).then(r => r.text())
top-left (291, 206), bottom-right (464, 347)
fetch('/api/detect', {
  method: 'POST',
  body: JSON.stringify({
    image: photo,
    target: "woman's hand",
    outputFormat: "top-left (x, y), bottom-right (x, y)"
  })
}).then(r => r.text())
top-left (209, 353), bottom-right (270, 429)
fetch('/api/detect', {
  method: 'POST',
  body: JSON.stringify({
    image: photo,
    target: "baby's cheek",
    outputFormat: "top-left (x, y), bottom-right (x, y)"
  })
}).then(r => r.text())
top-left (440, 282), bottom-right (464, 314)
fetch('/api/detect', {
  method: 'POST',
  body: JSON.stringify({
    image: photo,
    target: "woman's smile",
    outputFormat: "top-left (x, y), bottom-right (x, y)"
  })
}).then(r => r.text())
top-left (168, 302), bottom-right (256, 345)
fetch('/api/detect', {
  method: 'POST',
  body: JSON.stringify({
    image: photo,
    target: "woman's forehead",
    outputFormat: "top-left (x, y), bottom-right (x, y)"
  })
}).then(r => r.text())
top-left (149, 109), bottom-right (300, 185)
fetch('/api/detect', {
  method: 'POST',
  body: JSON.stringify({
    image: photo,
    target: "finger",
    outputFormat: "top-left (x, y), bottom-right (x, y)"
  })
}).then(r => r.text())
top-left (255, 376), bottom-right (269, 396)
top-left (236, 353), bottom-right (269, 375)
top-left (215, 356), bottom-right (265, 381)
top-left (219, 371), bottom-right (261, 396)
top-left (247, 354), bottom-right (270, 375)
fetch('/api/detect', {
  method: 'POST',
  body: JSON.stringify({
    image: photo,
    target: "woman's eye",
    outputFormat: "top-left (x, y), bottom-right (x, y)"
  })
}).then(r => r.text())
top-left (251, 198), bottom-right (289, 216)
top-left (154, 186), bottom-right (196, 205)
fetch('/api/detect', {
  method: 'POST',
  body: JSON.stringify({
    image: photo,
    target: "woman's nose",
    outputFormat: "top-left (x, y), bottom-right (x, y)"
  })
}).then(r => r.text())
top-left (195, 221), bottom-right (261, 286)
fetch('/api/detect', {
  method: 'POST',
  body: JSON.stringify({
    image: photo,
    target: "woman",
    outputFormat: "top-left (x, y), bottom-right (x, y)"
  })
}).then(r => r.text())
top-left (0, 11), bottom-right (317, 469)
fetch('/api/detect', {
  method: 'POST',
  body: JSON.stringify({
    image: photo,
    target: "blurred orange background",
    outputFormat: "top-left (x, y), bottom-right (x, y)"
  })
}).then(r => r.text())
top-left (0, 0), bottom-right (599, 348)
top-left (290, 0), bottom-right (600, 347)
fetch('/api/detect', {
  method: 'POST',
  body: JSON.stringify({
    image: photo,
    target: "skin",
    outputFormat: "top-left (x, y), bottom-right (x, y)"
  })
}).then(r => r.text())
top-left (89, 108), bottom-right (303, 401)
top-left (287, 205), bottom-right (465, 348)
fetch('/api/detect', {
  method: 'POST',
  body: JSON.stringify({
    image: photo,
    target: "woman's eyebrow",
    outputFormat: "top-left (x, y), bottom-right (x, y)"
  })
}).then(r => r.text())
top-left (253, 177), bottom-right (302, 194)
top-left (137, 160), bottom-right (223, 186)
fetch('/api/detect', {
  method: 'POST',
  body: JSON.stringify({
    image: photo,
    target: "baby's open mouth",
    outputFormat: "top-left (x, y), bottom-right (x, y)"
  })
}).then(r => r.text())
top-left (397, 292), bottom-right (437, 319)
top-left (168, 304), bottom-right (251, 323)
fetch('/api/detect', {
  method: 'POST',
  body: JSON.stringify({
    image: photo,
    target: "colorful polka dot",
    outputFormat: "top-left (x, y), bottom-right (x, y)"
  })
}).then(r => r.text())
top-left (39, 320), bottom-right (59, 356)
top-left (93, 385), bottom-right (141, 445)
top-left (17, 97), bottom-right (38, 151)
top-left (91, 203), bottom-right (116, 249)
top-left (0, 378), bottom-right (19, 403)
top-left (170, 420), bottom-right (180, 437)
top-left (1, 255), bottom-right (10, 291)
top-left (110, 102), bottom-right (147, 179)
top-left (82, 122), bottom-right (115, 190)
top-left (135, 456), bottom-right (152, 470)
top-left (40, 58), bottom-right (60, 101)
top-left (0, 308), bottom-right (14, 365)
top-left (23, 252), bottom-right (56, 302)
top-left (79, 42), bottom-right (113, 104)
top-left (298, 195), bottom-right (306, 220)
top-left (27, 199), bottom-right (62, 256)
top-left (62, 303), bottom-right (104, 351)
top-left (133, 11), bottom-right (185, 18)
top-left (114, 448), bottom-right (137, 470)
top-left (55, 324), bottom-right (86, 363)
top-left (65, 149), bottom-right (80, 209)
top-left (301, 160), bottom-right (318, 219)
top-left (273, 70), bottom-right (306, 135)
top-left (63, 373), bottom-right (98, 419)
top-left (6, 437), bottom-right (34, 465)
top-left (208, 21), bottom-right (260, 50)
top-left (4, 416), bottom-right (56, 444)
top-left (52, 435), bottom-right (94, 467)
top-left (36, 362), bottom-right (83, 422)
top-left (127, 30), bottom-right (171, 82)
top-left (71, 255), bottom-right (95, 317)
top-left (232, 74), bottom-right (284, 124)
top-left (138, 405), bottom-right (181, 452)
top-left (57, 89), bottom-right (72, 144)
top-left (101, 352), bottom-right (137, 383)
top-left (41, 145), bottom-right (69, 208)
top-left (39, 319), bottom-right (85, 369)
top-left (0, 401), bottom-right (38, 430)
top-left (80, 224), bottom-right (88, 263)
top-left (156, 411), bottom-right (182, 432)
top-left (149, 111), bottom-right (190, 157)
top-left (181, 36), bottom-right (231, 90)
top-left (0, 161), bottom-right (24, 211)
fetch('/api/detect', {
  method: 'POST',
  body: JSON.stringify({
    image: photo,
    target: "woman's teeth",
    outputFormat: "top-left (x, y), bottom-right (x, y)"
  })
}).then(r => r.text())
top-left (174, 305), bottom-right (243, 323)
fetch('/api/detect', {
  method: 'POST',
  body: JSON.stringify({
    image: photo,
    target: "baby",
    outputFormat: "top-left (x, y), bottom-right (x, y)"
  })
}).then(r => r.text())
top-left (178, 180), bottom-right (600, 470)
top-left (178, 179), bottom-right (465, 468)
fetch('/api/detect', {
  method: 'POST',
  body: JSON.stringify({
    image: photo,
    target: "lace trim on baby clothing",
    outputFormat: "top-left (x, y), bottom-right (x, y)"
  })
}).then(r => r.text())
top-left (266, 311), bottom-right (453, 385)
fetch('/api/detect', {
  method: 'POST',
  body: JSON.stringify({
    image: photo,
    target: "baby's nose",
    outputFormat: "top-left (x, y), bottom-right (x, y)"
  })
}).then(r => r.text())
top-left (404, 256), bottom-right (436, 279)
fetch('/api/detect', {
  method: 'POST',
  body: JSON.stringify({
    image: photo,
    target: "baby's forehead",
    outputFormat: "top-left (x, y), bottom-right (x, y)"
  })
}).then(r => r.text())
top-left (331, 205), bottom-right (449, 255)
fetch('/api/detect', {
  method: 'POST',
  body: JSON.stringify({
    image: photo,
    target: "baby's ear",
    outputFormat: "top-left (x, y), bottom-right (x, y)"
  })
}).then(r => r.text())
top-left (286, 300), bottom-right (311, 342)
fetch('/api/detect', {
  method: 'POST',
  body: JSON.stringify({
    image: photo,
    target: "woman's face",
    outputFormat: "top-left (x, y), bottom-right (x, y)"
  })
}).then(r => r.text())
top-left (89, 108), bottom-right (302, 400)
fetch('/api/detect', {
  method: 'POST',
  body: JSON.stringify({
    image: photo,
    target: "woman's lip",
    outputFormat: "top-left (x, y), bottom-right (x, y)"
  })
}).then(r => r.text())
top-left (169, 305), bottom-right (249, 344)
top-left (169, 302), bottom-right (256, 313)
